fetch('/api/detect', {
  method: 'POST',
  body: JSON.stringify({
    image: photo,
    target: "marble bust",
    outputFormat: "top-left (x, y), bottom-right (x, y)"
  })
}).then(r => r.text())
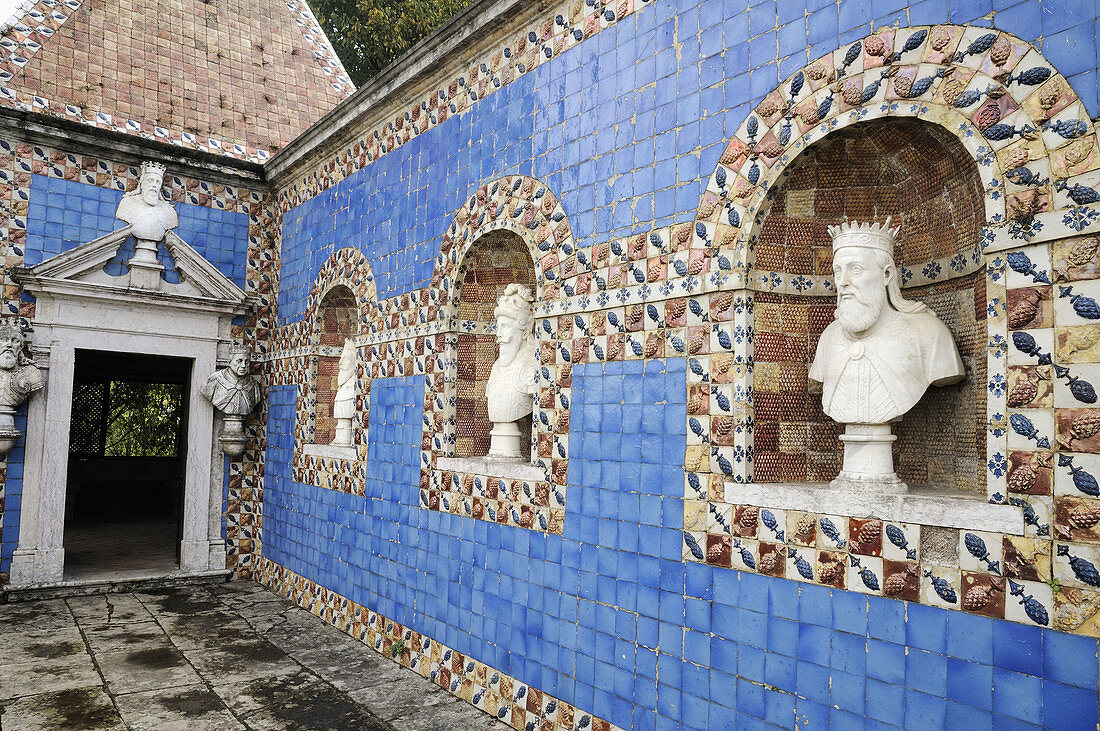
top-left (331, 338), bottom-right (356, 446)
top-left (116, 161), bottom-right (179, 243)
top-left (486, 283), bottom-right (537, 459)
top-left (0, 319), bottom-right (43, 455)
top-left (116, 161), bottom-right (179, 288)
top-left (201, 344), bottom-right (261, 456)
top-left (808, 218), bottom-right (964, 490)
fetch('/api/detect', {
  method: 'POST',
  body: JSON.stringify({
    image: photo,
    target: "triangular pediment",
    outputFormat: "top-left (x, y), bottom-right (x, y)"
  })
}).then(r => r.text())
top-left (13, 227), bottom-right (251, 314)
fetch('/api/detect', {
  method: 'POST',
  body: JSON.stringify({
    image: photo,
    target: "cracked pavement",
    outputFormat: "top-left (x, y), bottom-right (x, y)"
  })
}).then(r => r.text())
top-left (0, 581), bottom-right (510, 730)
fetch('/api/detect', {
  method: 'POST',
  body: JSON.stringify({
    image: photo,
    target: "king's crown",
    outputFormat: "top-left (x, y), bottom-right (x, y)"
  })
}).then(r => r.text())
top-left (0, 318), bottom-right (22, 341)
top-left (827, 217), bottom-right (900, 255)
top-left (139, 161), bottom-right (167, 179)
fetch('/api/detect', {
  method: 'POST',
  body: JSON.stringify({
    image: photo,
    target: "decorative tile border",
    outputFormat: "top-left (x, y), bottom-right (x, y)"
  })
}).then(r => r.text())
top-left (663, 27), bottom-right (1100, 636)
top-left (287, 248), bottom-right (378, 494)
top-left (694, 26), bottom-right (1098, 279)
top-left (255, 556), bottom-right (620, 731)
top-left (283, 0), bottom-right (356, 99)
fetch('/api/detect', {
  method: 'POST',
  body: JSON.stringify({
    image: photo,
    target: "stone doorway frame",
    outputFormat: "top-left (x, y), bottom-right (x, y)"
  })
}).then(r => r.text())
top-left (7, 227), bottom-right (252, 587)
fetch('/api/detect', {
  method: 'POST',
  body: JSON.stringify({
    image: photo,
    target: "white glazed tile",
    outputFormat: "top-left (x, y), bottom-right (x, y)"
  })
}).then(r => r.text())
top-left (1052, 362), bottom-right (1100, 408)
top-left (1053, 279), bottom-right (1100, 328)
top-left (1053, 451), bottom-right (1100, 498)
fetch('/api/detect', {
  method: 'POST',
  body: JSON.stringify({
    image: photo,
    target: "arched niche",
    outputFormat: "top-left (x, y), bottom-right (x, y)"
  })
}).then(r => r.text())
top-left (750, 118), bottom-right (988, 492)
top-left (452, 229), bottom-right (537, 459)
top-left (310, 284), bottom-right (359, 446)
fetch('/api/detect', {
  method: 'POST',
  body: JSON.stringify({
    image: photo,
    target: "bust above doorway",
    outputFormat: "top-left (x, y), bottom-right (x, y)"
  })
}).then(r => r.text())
top-left (6, 161), bottom-right (254, 589)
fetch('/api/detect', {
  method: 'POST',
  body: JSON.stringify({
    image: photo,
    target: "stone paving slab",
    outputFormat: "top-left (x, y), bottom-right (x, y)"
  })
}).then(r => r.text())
top-left (0, 626), bottom-right (86, 664)
top-left (218, 670), bottom-right (391, 730)
top-left (68, 594), bottom-right (155, 626)
top-left (83, 620), bottom-right (172, 654)
top-left (113, 684), bottom-right (244, 731)
top-left (1, 687), bottom-right (124, 731)
top-left (0, 599), bottom-right (75, 632)
top-left (0, 580), bottom-right (511, 730)
top-left (0, 655), bottom-right (104, 702)
top-left (97, 644), bottom-right (205, 694)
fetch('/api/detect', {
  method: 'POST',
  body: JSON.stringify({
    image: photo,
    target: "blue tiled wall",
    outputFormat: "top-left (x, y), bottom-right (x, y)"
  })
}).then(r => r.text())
top-left (265, 361), bottom-right (1100, 728)
top-left (0, 410), bottom-right (28, 575)
top-left (0, 174), bottom-right (251, 575)
top-left (265, 0), bottom-right (1100, 725)
top-left (277, 0), bottom-right (1100, 317)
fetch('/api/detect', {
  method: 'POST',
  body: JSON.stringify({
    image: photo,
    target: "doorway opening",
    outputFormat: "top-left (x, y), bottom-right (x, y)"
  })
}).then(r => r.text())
top-left (63, 350), bottom-right (191, 580)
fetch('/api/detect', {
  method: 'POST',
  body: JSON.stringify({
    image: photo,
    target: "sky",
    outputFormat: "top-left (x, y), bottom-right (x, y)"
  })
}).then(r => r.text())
top-left (0, 0), bottom-right (26, 29)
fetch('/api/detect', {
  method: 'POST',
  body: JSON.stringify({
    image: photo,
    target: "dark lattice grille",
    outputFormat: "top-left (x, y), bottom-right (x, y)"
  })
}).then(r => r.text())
top-left (69, 381), bottom-right (109, 457)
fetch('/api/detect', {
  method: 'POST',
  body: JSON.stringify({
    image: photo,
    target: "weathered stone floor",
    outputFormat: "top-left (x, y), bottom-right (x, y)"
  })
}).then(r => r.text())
top-left (0, 581), bottom-right (509, 730)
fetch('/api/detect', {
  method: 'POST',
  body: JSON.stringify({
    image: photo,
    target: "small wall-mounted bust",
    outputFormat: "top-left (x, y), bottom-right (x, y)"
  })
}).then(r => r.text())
top-left (201, 344), bottom-right (262, 456)
top-left (486, 283), bottom-right (537, 460)
top-left (0, 319), bottom-right (43, 455)
top-left (331, 338), bottom-right (356, 446)
top-left (809, 218), bottom-right (965, 491)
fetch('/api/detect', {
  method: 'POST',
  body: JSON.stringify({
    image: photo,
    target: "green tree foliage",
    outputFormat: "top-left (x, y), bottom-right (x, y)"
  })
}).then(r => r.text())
top-left (103, 382), bottom-right (183, 458)
top-left (312, 0), bottom-right (473, 87)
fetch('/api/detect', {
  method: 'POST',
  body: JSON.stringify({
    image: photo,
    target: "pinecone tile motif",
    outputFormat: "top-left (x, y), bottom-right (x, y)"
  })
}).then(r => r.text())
top-left (1008, 289), bottom-right (1043, 329)
top-left (989, 35), bottom-right (1013, 67)
top-left (1060, 410), bottom-right (1100, 451)
top-left (930, 26), bottom-right (953, 52)
top-left (792, 514), bottom-right (816, 544)
top-left (1069, 502), bottom-right (1100, 530)
top-left (857, 522), bottom-right (877, 544)
top-left (1008, 452), bottom-right (1051, 494)
top-left (757, 548), bottom-right (781, 576)
top-left (961, 576), bottom-right (1005, 616)
top-left (1068, 237), bottom-right (1100, 269)
top-left (863, 34), bottom-right (887, 57)
top-left (1008, 377), bottom-right (1040, 407)
top-left (818, 561), bottom-right (842, 586)
top-left (884, 571), bottom-right (908, 596)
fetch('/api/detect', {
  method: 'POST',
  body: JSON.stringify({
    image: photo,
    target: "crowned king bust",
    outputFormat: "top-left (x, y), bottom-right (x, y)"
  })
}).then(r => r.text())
top-left (808, 218), bottom-right (965, 491)
top-left (115, 160), bottom-right (179, 289)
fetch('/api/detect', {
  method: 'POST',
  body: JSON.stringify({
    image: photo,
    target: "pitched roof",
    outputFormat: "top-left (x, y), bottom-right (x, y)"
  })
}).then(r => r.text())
top-left (0, 0), bottom-right (354, 161)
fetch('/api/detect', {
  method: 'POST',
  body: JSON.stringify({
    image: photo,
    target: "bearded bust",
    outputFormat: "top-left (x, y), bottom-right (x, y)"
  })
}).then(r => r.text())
top-left (116, 161), bottom-right (179, 243)
top-left (0, 320), bottom-right (43, 409)
top-left (809, 218), bottom-right (965, 425)
top-left (487, 283), bottom-right (538, 425)
top-left (0, 319), bottom-right (43, 456)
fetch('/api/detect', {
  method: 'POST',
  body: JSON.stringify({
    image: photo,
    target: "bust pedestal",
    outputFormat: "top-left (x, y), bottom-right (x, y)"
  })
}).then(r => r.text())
top-left (831, 423), bottom-right (907, 493)
top-left (331, 420), bottom-right (353, 447)
top-left (0, 403), bottom-right (21, 455)
top-left (488, 420), bottom-right (524, 460)
top-left (219, 414), bottom-right (248, 457)
top-left (129, 237), bottom-right (166, 289)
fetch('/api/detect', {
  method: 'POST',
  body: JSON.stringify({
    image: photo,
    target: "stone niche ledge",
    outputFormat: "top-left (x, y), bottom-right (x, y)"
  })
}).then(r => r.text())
top-left (302, 443), bottom-right (358, 461)
top-left (727, 482), bottom-right (1025, 536)
top-left (436, 456), bottom-right (546, 483)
